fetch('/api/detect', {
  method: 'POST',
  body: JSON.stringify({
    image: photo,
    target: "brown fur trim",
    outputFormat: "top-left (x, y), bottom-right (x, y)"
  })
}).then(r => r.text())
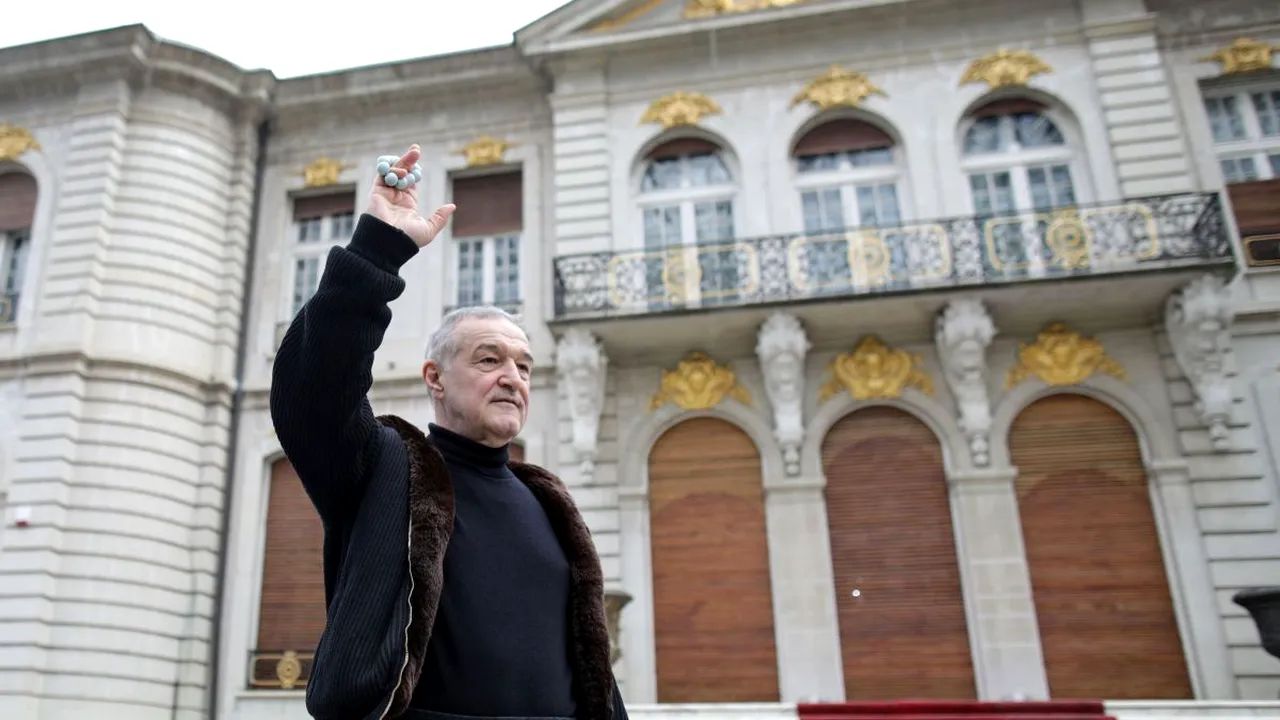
top-left (511, 462), bottom-right (615, 720)
top-left (376, 416), bottom-right (455, 719)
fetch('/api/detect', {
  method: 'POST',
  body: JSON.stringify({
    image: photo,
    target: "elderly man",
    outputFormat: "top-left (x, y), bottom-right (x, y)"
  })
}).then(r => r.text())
top-left (270, 145), bottom-right (626, 720)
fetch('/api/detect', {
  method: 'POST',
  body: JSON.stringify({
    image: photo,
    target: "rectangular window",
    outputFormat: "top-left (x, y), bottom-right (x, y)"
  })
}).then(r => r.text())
top-left (644, 205), bottom-right (683, 248)
top-left (290, 191), bottom-right (356, 317)
top-left (856, 183), bottom-right (901, 227)
top-left (450, 171), bottom-right (524, 310)
top-left (969, 172), bottom-right (1016, 215)
top-left (1205, 96), bottom-right (1247, 142)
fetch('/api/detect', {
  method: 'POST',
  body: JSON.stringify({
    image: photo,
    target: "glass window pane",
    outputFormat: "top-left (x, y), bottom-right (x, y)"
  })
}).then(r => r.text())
top-left (992, 172), bottom-right (1015, 213)
top-left (1205, 96), bottom-right (1247, 142)
top-left (695, 200), bottom-right (734, 243)
top-left (1051, 165), bottom-right (1076, 206)
top-left (969, 174), bottom-right (994, 215)
top-left (1253, 91), bottom-right (1280, 137)
top-left (797, 152), bottom-right (840, 173)
top-left (330, 211), bottom-right (354, 240)
top-left (642, 157), bottom-right (682, 192)
top-left (1270, 154), bottom-right (1280, 177)
top-left (802, 189), bottom-right (844, 233)
top-left (292, 257), bottom-right (320, 315)
top-left (856, 185), bottom-right (879, 227)
top-left (1028, 167), bottom-right (1052, 210)
top-left (493, 235), bottom-right (520, 305)
top-left (687, 153), bottom-right (731, 186)
top-left (848, 146), bottom-right (894, 167)
top-left (1220, 157), bottom-right (1259, 183)
top-left (298, 217), bottom-right (323, 243)
top-left (876, 184), bottom-right (901, 225)
top-left (456, 239), bottom-right (484, 307)
top-left (3, 231), bottom-right (28, 296)
top-left (964, 117), bottom-right (1003, 155)
top-left (1014, 112), bottom-right (1065, 148)
top-left (644, 206), bottom-right (682, 248)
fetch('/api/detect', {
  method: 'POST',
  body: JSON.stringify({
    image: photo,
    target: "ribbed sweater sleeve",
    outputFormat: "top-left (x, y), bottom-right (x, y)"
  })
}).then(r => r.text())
top-left (269, 213), bottom-right (419, 522)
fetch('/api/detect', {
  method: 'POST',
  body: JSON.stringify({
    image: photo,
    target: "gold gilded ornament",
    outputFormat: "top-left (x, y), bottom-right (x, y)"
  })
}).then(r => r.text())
top-left (791, 66), bottom-right (885, 110)
top-left (458, 136), bottom-right (513, 167)
top-left (1202, 38), bottom-right (1278, 75)
top-left (961, 49), bottom-right (1052, 89)
top-left (641, 92), bottom-right (722, 129)
top-left (819, 336), bottom-right (933, 402)
top-left (684, 0), bottom-right (804, 18)
top-left (651, 351), bottom-right (751, 410)
top-left (0, 124), bottom-right (41, 161)
top-left (302, 157), bottom-right (348, 188)
top-left (1006, 322), bottom-right (1126, 388)
top-left (276, 650), bottom-right (303, 689)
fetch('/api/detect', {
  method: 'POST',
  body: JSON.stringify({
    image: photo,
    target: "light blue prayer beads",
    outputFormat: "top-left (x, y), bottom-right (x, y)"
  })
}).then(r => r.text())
top-left (376, 155), bottom-right (422, 190)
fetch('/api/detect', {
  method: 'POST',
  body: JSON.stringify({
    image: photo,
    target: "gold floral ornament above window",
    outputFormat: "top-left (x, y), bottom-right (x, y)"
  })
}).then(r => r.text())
top-left (641, 92), bottom-right (722, 129)
top-left (0, 124), bottom-right (41, 161)
top-left (302, 157), bottom-right (348, 188)
top-left (458, 136), bottom-right (513, 168)
top-left (820, 336), bottom-right (934, 402)
top-left (791, 66), bottom-right (886, 111)
top-left (1006, 322), bottom-right (1126, 388)
top-left (651, 351), bottom-right (752, 410)
top-left (1202, 38), bottom-right (1279, 75)
top-left (684, 0), bottom-right (806, 19)
top-left (961, 49), bottom-right (1053, 89)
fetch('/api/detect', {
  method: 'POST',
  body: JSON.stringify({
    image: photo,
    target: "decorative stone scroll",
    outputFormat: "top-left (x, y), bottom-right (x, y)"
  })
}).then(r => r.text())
top-left (1166, 275), bottom-right (1235, 450)
top-left (756, 313), bottom-right (810, 475)
top-left (557, 329), bottom-right (608, 478)
top-left (936, 299), bottom-right (996, 466)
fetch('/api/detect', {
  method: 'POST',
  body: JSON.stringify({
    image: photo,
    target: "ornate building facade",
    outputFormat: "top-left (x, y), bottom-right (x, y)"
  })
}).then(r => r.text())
top-left (1, 1), bottom-right (1279, 719)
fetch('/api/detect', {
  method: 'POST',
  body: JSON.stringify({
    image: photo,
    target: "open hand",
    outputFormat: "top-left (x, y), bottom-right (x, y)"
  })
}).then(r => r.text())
top-left (366, 144), bottom-right (455, 248)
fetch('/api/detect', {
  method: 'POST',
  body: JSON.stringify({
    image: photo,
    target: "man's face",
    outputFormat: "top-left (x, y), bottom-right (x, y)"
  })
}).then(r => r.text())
top-left (423, 317), bottom-right (532, 447)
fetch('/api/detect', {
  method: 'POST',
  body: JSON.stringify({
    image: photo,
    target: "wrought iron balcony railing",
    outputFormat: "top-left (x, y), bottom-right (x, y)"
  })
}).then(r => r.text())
top-left (0, 292), bottom-right (17, 324)
top-left (553, 192), bottom-right (1231, 319)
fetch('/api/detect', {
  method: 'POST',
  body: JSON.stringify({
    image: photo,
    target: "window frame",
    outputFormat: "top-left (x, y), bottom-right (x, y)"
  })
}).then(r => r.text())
top-left (283, 205), bottom-right (355, 320)
top-left (958, 108), bottom-right (1084, 213)
top-left (636, 147), bottom-right (739, 250)
top-left (793, 146), bottom-right (904, 232)
top-left (0, 227), bottom-right (29, 324)
top-left (448, 232), bottom-right (523, 311)
top-left (1202, 83), bottom-right (1280, 184)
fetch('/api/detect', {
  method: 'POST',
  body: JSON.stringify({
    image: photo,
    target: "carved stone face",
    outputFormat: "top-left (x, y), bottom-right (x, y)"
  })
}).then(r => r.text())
top-left (951, 338), bottom-right (986, 380)
top-left (766, 350), bottom-right (803, 403)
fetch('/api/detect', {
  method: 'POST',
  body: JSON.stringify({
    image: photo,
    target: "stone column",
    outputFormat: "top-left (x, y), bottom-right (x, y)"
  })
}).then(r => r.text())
top-left (949, 468), bottom-right (1049, 700)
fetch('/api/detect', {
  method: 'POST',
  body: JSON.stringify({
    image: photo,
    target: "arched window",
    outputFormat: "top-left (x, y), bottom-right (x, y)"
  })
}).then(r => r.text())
top-left (637, 138), bottom-right (738, 306)
top-left (639, 137), bottom-right (736, 248)
top-left (961, 99), bottom-right (1078, 214)
top-left (0, 171), bottom-right (37, 325)
top-left (793, 118), bottom-right (902, 233)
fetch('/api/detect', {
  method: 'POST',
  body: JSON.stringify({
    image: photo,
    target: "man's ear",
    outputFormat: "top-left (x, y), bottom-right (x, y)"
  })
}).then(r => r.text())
top-left (422, 360), bottom-right (445, 397)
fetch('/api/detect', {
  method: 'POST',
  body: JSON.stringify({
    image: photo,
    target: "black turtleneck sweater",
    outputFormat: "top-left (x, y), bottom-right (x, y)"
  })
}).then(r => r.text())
top-left (412, 423), bottom-right (576, 716)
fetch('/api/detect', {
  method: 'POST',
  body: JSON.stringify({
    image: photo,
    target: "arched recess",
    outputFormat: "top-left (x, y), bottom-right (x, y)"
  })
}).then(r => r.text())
top-left (251, 457), bottom-right (326, 687)
top-left (648, 416), bottom-right (780, 702)
top-left (822, 406), bottom-right (975, 699)
top-left (1010, 394), bottom-right (1192, 698)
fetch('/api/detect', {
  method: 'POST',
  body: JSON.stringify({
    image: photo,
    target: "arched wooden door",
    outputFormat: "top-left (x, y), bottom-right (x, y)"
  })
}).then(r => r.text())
top-left (822, 407), bottom-right (975, 699)
top-left (1010, 394), bottom-right (1192, 698)
top-left (649, 417), bottom-right (779, 702)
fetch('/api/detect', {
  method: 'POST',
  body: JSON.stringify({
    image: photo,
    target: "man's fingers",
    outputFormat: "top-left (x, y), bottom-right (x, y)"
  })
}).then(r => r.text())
top-left (395, 144), bottom-right (421, 170)
top-left (426, 204), bottom-right (457, 239)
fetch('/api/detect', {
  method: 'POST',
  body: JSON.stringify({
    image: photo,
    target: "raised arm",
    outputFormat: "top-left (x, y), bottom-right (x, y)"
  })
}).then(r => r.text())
top-left (269, 144), bottom-right (454, 521)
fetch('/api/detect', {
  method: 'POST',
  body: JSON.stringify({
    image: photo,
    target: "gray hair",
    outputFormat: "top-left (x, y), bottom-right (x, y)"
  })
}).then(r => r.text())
top-left (425, 305), bottom-right (526, 367)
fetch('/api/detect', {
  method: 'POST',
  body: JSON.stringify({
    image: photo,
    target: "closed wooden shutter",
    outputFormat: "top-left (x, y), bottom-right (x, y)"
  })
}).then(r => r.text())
top-left (451, 171), bottom-right (523, 238)
top-left (257, 459), bottom-right (327, 653)
top-left (821, 407), bottom-right (975, 699)
top-left (649, 417), bottom-right (779, 702)
top-left (1010, 395), bottom-right (1192, 699)
top-left (1227, 179), bottom-right (1280, 267)
top-left (0, 172), bottom-right (37, 232)
top-left (292, 191), bottom-right (355, 221)
top-left (794, 120), bottom-right (894, 157)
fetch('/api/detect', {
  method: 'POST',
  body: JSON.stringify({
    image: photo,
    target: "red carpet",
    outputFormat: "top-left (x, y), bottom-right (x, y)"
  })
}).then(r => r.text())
top-left (797, 700), bottom-right (1113, 720)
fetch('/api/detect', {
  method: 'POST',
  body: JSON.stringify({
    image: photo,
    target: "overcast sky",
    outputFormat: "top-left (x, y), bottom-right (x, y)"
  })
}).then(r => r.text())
top-left (3, 0), bottom-right (572, 78)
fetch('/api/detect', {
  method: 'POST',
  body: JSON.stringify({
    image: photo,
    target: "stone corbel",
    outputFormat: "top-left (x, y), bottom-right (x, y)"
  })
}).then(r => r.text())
top-left (557, 329), bottom-right (608, 478)
top-left (1166, 275), bottom-right (1235, 450)
top-left (936, 299), bottom-right (996, 466)
top-left (756, 313), bottom-right (810, 475)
